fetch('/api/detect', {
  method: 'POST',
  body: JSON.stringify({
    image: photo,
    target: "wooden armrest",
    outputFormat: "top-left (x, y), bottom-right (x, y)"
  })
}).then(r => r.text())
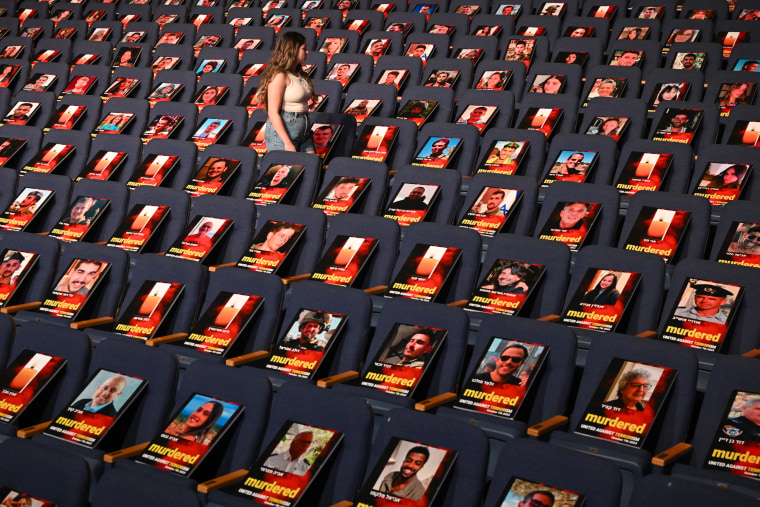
top-left (146, 333), bottom-right (188, 347)
top-left (652, 442), bottom-right (693, 467)
top-left (415, 392), bottom-right (457, 412)
top-left (225, 350), bottom-right (269, 367)
top-left (1, 302), bottom-right (41, 314)
top-left (209, 262), bottom-right (236, 272)
top-left (447, 300), bottom-right (468, 308)
top-left (537, 314), bottom-right (560, 322)
top-left (94, 241), bottom-right (107, 245)
top-left (742, 349), bottom-right (760, 358)
top-left (197, 469), bottom-right (249, 493)
top-left (364, 285), bottom-right (388, 295)
top-left (70, 317), bottom-right (114, 330)
top-left (103, 442), bottom-right (150, 463)
top-left (329, 502), bottom-right (353, 507)
top-left (527, 415), bottom-right (569, 437)
top-left (17, 420), bottom-right (51, 438)
top-left (317, 371), bottom-right (359, 388)
top-left (282, 273), bottom-right (312, 285)
top-left (636, 330), bottom-right (657, 339)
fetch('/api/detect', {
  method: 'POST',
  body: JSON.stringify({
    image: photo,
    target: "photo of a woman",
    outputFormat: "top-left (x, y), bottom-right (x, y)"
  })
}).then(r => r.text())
top-left (581, 272), bottom-right (620, 305)
top-left (164, 400), bottom-right (224, 445)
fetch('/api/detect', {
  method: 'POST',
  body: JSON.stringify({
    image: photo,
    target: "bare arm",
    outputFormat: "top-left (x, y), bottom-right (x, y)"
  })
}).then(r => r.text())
top-left (267, 72), bottom-right (296, 152)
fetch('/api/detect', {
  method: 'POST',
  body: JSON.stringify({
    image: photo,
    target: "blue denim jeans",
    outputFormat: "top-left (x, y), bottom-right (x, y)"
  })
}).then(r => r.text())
top-left (265, 111), bottom-right (315, 152)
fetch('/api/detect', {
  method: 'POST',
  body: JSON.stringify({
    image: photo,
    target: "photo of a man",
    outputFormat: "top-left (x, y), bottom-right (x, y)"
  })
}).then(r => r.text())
top-left (366, 439), bottom-right (454, 505)
top-left (474, 342), bottom-right (526, 385)
top-left (378, 445), bottom-right (429, 500)
top-left (3, 102), bottom-right (36, 125)
top-left (7, 190), bottom-right (44, 215)
top-left (281, 310), bottom-right (332, 352)
top-left (378, 327), bottom-right (438, 368)
top-left (263, 430), bottom-right (314, 475)
top-left (727, 223), bottom-right (760, 255)
top-left (54, 259), bottom-right (106, 295)
top-left (0, 251), bottom-right (23, 286)
top-left (388, 185), bottom-right (430, 211)
top-left (72, 374), bottom-right (126, 417)
top-left (673, 282), bottom-right (735, 324)
top-left (62, 197), bottom-right (98, 225)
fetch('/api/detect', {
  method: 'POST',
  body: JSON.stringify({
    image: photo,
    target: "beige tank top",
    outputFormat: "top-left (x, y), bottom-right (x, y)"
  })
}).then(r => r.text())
top-left (282, 72), bottom-right (311, 113)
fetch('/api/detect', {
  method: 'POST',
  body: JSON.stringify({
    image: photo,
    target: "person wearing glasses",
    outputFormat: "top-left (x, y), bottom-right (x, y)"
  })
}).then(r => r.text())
top-left (607, 369), bottom-right (652, 411)
top-left (474, 343), bottom-right (527, 385)
top-left (518, 490), bottom-right (555, 507)
top-left (728, 225), bottom-right (760, 255)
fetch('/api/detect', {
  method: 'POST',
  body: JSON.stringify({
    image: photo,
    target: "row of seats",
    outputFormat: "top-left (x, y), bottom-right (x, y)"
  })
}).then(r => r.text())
top-left (0, 0), bottom-right (758, 504)
top-left (0, 284), bottom-right (759, 506)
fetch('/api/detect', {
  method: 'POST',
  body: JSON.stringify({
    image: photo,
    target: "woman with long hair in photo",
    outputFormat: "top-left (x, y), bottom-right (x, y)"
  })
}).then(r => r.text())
top-left (196, 86), bottom-right (223, 105)
top-left (581, 272), bottom-right (621, 306)
top-left (719, 83), bottom-right (750, 109)
top-left (256, 31), bottom-right (315, 152)
top-left (165, 400), bottom-right (224, 445)
top-left (652, 83), bottom-right (681, 108)
top-left (476, 71), bottom-right (507, 90)
top-left (531, 74), bottom-right (563, 94)
top-left (705, 164), bottom-right (747, 190)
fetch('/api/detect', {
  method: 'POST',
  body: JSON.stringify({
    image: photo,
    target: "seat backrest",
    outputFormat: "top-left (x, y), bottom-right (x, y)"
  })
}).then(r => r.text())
top-left (186, 194), bottom-right (255, 265)
top-left (259, 382), bottom-right (373, 507)
top-left (170, 359), bottom-right (272, 475)
top-left (568, 245), bottom-right (666, 336)
top-left (86, 337), bottom-right (179, 447)
top-left (688, 355), bottom-right (760, 473)
top-left (485, 438), bottom-right (622, 507)
top-left (16, 172), bottom-right (73, 233)
top-left (316, 156), bottom-right (389, 216)
top-left (254, 203), bottom-right (327, 277)
top-left (384, 164), bottom-right (461, 225)
top-left (0, 231), bottom-right (61, 307)
top-left (367, 408), bottom-right (489, 507)
top-left (284, 279), bottom-right (372, 377)
top-left (8, 322), bottom-right (91, 430)
top-left (47, 241), bottom-right (131, 323)
top-left (534, 181), bottom-right (620, 249)
top-left (393, 221), bottom-right (481, 304)
top-left (0, 438), bottom-right (90, 507)
top-left (365, 297), bottom-right (469, 398)
top-left (118, 253), bottom-right (207, 337)
top-left (255, 150), bottom-right (322, 207)
top-left (570, 333), bottom-right (699, 454)
top-left (480, 233), bottom-right (571, 319)
top-left (70, 179), bottom-right (130, 244)
top-left (323, 213), bottom-right (399, 290)
top-left (618, 190), bottom-right (711, 263)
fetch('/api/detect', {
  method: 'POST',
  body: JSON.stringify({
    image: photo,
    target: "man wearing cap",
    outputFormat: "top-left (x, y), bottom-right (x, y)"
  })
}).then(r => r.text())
top-left (422, 138), bottom-right (450, 161)
top-left (281, 311), bottom-right (331, 351)
top-left (9, 191), bottom-right (43, 214)
top-left (674, 284), bottom-right (732, 324)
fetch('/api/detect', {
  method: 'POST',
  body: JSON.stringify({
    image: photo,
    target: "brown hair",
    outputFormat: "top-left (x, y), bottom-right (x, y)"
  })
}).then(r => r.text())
top-left (256, 32), bottom-right (313, 110)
